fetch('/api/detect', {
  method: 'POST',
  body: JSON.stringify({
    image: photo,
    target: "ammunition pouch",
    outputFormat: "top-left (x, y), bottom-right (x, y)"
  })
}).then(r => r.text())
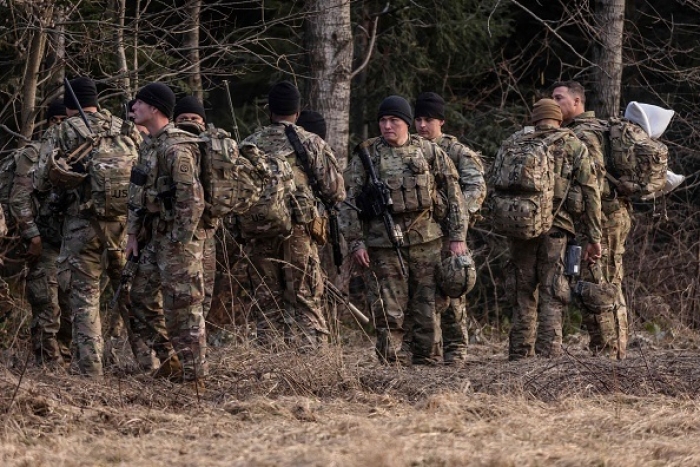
top-left (291, 192), bottom-right (317, 225)
top-left (309, 216), bottom-right (328, 246)
top-left (156, 176), bottom-right (175, 221)
top-left (130, 165), bottom-right (149, 186)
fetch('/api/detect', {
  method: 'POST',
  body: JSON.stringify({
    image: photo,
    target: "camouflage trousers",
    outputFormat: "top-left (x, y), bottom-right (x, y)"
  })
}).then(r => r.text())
top-left (583, 202), bottom-right (631, 359)
top-left (130, 222), bottom-right (207, 381)
top-left (368, 238), bottom-right (442, 365)
top-left (60, 216), bottom-right (132, 376)
top-left (28, 241), bottom-right (71, 364)
top-left (202, 228), bottom-right (217, 319)
top-left (245, 224), bottom-right (327, 349)
top-left (437, 295), bottom-right (468, 362)
top-left (508, 229), bottom-right (570, 360)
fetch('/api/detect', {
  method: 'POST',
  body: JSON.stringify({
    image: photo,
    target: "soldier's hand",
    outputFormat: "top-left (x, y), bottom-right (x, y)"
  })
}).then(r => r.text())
top-left (125, 234), bottom-right (139, 258)
top-left (585, 242), bottom-right (602, 263)
top-left (353, 248), bottom-right (370, 268)
top-left (449, 240), bottom-right (467, 256)
top-left (26, 236), bottom-right (42, 261)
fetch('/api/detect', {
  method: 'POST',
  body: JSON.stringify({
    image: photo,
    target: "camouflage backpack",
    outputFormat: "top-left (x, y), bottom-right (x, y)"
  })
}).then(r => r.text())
top-left (235, 140), bottom-right (296, 239)
top-left (196, 124), bottom-right (269, 224)
top-left (487, 129), bottom-right (569, 240)
top-left (54, 115), bottom-right (138, 219)
top-left (606, 117), bottom-right (668, 196)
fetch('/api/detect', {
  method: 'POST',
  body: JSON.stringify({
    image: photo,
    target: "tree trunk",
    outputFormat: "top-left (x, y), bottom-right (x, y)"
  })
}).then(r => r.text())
top-left (186, 0), bottom-right (203, 101)
top-left (305, 0), bottom-right (353, 166)
top-left (20, 3), bottom-right (54, 139)
top-left (591, 0), bottom-right (625, 118)
top-left (45, 5), bottom-right (67, 98)
top-left (111, 0), bottom-right (131, 98)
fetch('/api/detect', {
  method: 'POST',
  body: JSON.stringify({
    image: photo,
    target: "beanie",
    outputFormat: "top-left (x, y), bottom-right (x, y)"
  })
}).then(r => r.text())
top-left (136, 83), bottom-right (176, 118)
top-left (531, 98), bottom-right (562, 124)
top-left (414, 92), bottom-right (445, 120)
top-left (64, 77), bottom-right (98, 110)
top-left (268, 81), bottom-right (301, 115)
top-left (296, 110), bottom-right (327, 140)
top-left (46, 99), bottom-right (67, 121)
top-left (377, 95), bottom-right (412, 126)
top-left (174, 96), bottom-right (207, 122)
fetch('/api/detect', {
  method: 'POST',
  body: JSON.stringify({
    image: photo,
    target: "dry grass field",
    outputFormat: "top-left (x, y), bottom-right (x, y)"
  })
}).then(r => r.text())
top-left (2, 328), bottom-right (700, 467)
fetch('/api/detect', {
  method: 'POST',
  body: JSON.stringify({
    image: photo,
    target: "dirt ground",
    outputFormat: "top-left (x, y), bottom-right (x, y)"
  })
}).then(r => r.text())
top-left (2, 329), bottom-right (700, 467)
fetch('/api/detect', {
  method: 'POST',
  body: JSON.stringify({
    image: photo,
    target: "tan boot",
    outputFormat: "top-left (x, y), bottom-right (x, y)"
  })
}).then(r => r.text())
top-left (152, 355), bottom-right (183, 382)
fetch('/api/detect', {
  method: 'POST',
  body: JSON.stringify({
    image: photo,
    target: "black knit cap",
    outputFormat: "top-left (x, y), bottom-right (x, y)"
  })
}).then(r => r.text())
top-left (414, 92), bottom-right (446, 120)
top-left (135, 82), bottom-right (176, 118)
top-left (174, 96), bottom-right (207, 122)
top-left (268, 81), bottom-right (301, 115)
top-left (296, 110), bottom-right (327, 140)
top-left (64, 77), bottom-right (98, 110)
top-left (46, 98), bottom-right (67, 121)
top-left (377, 95), bottom-right (412, 126)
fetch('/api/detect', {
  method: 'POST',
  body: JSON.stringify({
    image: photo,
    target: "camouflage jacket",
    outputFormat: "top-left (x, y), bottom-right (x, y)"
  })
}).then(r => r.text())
top-left (434, 134), bottom-right (486, 221)
top-left (343, 135), bottom-right (467, 250)
top-left (537, 124), bottom-right (602, 242)
top-left (241, 121), bottom-right (345, 207)
top-left (10, 140), bottom-right (62, 240)
top-left (565, 111), bottom-right (614, 200)
top-left (127, 123), bottom-right (204, 244)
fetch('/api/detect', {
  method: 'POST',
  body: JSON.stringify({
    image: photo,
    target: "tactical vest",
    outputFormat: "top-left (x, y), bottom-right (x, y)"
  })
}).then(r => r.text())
top-left (371, 135), bottom-right (436, 216)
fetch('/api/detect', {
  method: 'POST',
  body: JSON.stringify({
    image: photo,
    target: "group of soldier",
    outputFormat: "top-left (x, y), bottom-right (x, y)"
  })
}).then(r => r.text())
top-left (0, 76), bottom-right (635, 389)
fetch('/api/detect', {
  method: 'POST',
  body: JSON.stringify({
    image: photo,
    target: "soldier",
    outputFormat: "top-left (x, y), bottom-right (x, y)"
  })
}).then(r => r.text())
top-left (552, 80), bottom-right (630, 358)
top-left (35, 77), bottom-right (140, 376)
top-left (413, 92), bottom-right (486, 364)
top-left (126, 82), bottom-right (207, 385)
top-left (344, 95), bottom-right (468, 365)
top-left (238, 81), bottom-right (345, 349)
top-left (172, 96), bottom-right (216, 320)
top-left (10, 99), bottom-right (71, 366)
top-left (497, 99), bottom-right (602, 360)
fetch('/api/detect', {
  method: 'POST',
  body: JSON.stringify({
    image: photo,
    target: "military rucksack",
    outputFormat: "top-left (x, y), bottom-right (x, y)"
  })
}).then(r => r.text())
top-left (196, 124), bottom-right (268, 224)
top-left (488, 129), bottom-right (569, 240)
top-left (235, 141), bottom-right (295, 239)
top-left (51, 115), bottom-right (137, 219)
top-left (606, 117), bottom-right (668, 196)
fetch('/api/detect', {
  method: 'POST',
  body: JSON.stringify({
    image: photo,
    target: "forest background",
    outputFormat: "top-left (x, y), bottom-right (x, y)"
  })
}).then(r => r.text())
top-left (1, 0), bottom-right (699, 335)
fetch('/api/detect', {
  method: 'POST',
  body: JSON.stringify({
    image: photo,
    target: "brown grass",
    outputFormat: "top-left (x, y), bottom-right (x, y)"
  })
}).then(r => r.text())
top-left (3, 329), bottom-right (700, 466)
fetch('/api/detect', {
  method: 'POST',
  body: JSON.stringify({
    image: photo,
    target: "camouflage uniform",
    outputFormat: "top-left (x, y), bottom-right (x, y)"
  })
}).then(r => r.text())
top-left (566, 111), bottom-right (630, 358)
top-left (344, 135), bottom-right (467, 364)
top-left (10, 140), bottom-right (71, 364)
top-left (433, 134), bottom-right (486, 362)
top-left (35, 110), bottom-right (140, 376)
top-left (127, 123), bottom-right (207, 381)
top-left (240, 122), bottom-right (344, 349)
top-left (504, 125), bottom-right (602, 360)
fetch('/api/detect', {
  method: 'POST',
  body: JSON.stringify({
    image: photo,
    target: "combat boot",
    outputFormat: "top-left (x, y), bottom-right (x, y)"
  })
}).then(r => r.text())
top-left (376, 329), bottom-right (411, 366)
top-left (152, 354), bottom-right (183, 382)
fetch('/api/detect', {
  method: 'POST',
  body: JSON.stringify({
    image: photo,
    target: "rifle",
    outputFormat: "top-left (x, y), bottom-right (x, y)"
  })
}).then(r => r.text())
top-left (223, 80), bottom-right (241, 142)
top-left (355, 145), bottom-right (407, 277)
top-left (284, 124), bottom-right (345, 273)
top-left (109, 253), bottom-right (139, 310)
top-left (63, 78), bottom-right (94, 136)
top-left (323, 278), bottom-right (369, 325)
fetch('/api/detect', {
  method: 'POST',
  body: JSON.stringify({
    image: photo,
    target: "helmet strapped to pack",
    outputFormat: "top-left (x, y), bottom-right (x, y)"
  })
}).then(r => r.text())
top-left (436, 251), bottom-right (476, 298)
